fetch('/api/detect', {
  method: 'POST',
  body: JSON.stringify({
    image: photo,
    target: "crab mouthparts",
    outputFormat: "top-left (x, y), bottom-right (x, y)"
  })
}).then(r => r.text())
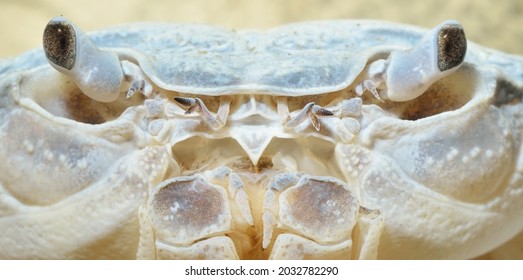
top-left (171, 94), bottom-right (339, 166)
top-left (227, 96), bottom-right (283, 165)
top-left (231, 123), bottom-right (276, 165)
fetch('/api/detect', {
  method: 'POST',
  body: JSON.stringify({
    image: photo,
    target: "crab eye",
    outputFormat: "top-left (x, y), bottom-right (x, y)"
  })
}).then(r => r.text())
top-left (43, 18), bottom-right (76, 71)
top-left (42, 16), bottom-right (125, 103)
top-left (437, 23), bottom-right (467, 71)
top-left (376, 20), bottom-right (467, 102)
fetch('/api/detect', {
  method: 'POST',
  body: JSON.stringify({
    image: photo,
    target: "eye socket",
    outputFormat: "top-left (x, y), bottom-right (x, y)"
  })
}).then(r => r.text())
top-left (43, 20), bottom-right (76, 70)
top-left (437, 24), bottom-right (467, 71)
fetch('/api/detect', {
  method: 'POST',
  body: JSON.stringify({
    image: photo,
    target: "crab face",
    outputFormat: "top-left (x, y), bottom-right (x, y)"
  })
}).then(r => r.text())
top-left (0, 17), bottom-right (522, 259)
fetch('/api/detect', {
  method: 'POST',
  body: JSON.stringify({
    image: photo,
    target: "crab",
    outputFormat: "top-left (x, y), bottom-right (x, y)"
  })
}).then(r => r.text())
top-left (0, 16), bottom-right (522, 260)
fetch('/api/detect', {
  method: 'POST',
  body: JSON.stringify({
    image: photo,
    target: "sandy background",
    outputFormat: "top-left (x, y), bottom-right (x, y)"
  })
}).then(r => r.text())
top-left (0, 0), bottom-right (522, 58)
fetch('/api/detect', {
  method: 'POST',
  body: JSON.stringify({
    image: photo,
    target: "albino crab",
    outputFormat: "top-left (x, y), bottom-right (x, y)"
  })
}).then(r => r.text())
top-left (0, 17), bottom-right (522, 259)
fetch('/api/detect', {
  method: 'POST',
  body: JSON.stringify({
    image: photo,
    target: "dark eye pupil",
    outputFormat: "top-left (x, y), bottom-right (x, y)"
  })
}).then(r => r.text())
top-left (43, 21), bottom-right (76, 70)
top-left (60, 34), bottom-right (69, 51)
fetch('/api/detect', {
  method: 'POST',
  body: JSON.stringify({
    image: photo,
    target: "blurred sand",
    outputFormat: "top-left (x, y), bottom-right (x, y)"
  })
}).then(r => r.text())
top-left (0, 0), bottom-right (522, 58)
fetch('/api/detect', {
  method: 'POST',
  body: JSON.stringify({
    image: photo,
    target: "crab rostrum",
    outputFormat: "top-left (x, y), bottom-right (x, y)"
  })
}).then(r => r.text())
top-left (0, 16), bottom-right (522, 259)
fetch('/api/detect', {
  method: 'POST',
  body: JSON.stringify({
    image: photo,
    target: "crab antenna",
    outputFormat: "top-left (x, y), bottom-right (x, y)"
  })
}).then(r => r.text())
top-left (173, 97), bottom-right (229, 130)
top-left (286, 102), bottom-right (334, 131)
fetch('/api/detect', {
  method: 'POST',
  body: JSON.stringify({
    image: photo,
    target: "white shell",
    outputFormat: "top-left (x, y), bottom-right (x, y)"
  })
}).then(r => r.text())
top-left (7, 19), bottom-right (464, 95)
top-left (0, 18), bottom-right (522, 260)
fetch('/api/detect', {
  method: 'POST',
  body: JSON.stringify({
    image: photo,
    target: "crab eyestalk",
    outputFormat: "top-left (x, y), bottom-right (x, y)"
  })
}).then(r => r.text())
top-left (357, 20), bottom-right (467, 102)
top-left (43, 16), bottom-right (124, 102)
